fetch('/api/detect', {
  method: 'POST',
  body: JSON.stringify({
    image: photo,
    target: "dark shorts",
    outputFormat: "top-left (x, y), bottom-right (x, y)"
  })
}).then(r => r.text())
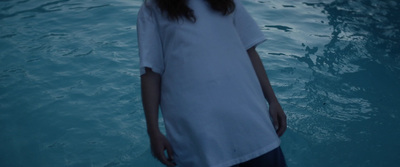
top-left (232, 147), bottom-right (287, 167)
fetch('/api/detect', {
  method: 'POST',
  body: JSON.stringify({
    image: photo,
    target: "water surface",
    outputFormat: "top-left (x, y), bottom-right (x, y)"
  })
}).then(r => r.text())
top-left (0, 0), bottom-right (399, 166)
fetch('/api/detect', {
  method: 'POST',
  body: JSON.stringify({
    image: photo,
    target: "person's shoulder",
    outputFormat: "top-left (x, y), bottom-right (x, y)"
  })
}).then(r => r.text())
top-left (138, 0), bottom-right (158, 18)
top-left (143, 0), bottom-right (157, 7)
top-left (233, 0), bottom-right (243, 7)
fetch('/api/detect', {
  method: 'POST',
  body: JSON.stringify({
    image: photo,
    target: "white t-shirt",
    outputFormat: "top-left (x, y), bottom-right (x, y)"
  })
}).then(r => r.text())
top-left (137, 0), bottom-right (280, 166)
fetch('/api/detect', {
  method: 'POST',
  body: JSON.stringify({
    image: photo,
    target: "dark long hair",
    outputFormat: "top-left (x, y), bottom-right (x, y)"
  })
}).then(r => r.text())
top-left (155, 0), bottom-right (235, 22)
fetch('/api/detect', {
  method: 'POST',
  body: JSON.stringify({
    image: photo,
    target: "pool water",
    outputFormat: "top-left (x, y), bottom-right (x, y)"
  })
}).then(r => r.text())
top-left (0, 0), bottom-right (399, 166)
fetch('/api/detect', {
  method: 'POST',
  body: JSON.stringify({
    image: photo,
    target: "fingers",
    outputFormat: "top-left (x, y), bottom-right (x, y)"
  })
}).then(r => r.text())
top-left (166, 142), bottom-right (174, 161)
top-left (152, 140), bottom-right (176, 167)
top-left (159, 150), bottom-right (176, 167)
top-left (165, 142), bottom-right (176, 166)
top-left (271, 112), bottom-right (279, 131)
top-left (270, 103), bottom-right (287, 137)
top-left (276, 111), bottom-right (287, 137)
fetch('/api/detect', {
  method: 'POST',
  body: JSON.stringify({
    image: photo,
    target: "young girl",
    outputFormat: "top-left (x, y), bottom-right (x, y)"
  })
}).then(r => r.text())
top-left (137, 0), bottom-right (287, 166)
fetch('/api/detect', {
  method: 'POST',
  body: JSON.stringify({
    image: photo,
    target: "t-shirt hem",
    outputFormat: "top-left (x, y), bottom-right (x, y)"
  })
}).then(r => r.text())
top-left (139, 64), bottom-right (163, 76)
top-left (244, 36), bottom-right (267, 50)
top-left (211, 139), bottom-right (281, 167)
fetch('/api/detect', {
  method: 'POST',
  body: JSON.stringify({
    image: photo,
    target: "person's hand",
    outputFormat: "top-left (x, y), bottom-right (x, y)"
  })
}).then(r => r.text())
top-left (269, 101), bottom-right (287, 137)
top-left (149, 132), bottom-right (176, 166)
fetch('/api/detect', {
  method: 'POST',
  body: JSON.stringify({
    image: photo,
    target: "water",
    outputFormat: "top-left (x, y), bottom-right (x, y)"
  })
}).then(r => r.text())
top-left (0, 0), bottom-right (399, 166)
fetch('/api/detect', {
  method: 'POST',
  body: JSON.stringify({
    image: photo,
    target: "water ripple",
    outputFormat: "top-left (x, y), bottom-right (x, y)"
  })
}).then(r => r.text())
top-left (0, 0), bottom-right (69, 20)
top-left (264, 25), bottom-right (293, 32)
top-left (0, 0), bottom-right (399, 166)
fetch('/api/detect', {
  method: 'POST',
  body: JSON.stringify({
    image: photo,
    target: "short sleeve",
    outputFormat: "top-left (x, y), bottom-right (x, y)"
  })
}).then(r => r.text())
top-left (233, 0), bottom-right (266, 50)
top-left (137, 4), bottom-right (164, 75)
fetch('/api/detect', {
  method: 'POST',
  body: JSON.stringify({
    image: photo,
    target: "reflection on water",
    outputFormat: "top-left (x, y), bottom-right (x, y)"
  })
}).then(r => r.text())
top-left (249, 0), bottom-right (400, 166)
top-left (301, 0), bottom-right (400, 122)
top-left (266, 0), bottom-right (400, 166)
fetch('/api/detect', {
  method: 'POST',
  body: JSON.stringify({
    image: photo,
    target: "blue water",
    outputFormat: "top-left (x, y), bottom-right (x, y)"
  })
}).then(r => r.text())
top-left (1, 0), bottom-right (399, 166)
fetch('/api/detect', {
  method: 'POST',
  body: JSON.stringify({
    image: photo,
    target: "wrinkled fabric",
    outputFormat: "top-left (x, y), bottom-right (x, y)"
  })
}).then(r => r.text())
top-left (137, 0), bottom-right (280, 166)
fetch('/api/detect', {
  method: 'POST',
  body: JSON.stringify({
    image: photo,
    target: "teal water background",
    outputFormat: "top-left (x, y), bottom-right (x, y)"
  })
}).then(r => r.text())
top-left (1, 0), bottom-right (399, 166)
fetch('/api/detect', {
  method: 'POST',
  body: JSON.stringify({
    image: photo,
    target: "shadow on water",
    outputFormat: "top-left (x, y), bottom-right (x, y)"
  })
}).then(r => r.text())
top-left (289, 0), bottom-right (400, 166)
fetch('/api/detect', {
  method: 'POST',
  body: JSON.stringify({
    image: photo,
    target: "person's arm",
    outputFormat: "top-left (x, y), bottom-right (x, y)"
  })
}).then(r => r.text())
top-left (247, 46), bottom-right (287, 137)
top-left (141, 68), bottom-right (176, 166)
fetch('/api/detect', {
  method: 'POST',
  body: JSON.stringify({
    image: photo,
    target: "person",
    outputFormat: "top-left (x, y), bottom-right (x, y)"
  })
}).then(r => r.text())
top-left (137, 0), bottom-right (287, 166)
